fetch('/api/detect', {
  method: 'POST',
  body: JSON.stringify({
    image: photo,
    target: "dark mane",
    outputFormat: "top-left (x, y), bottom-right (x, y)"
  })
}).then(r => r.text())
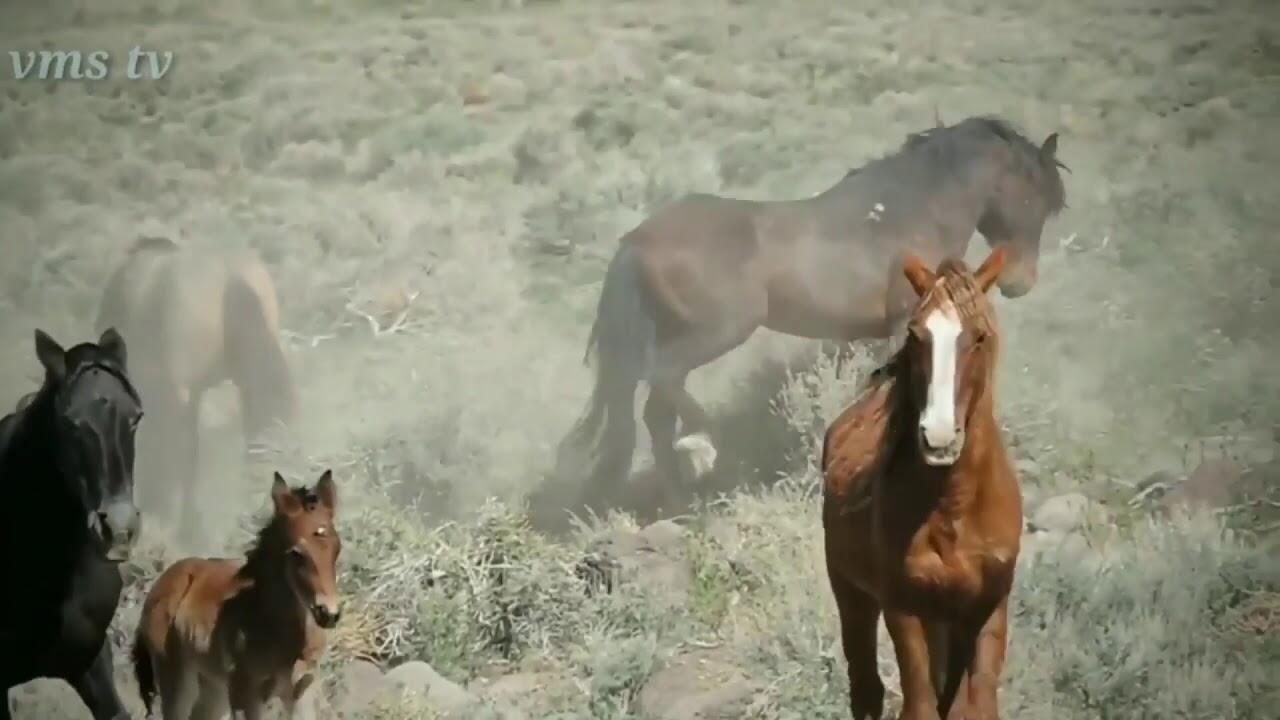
top-left (834, 115), bottom-right (1067, 215)
top-left (238, 485), bottom-right (319, 578)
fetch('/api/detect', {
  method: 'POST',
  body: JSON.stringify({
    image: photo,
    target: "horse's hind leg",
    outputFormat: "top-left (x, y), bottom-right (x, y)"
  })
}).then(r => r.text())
top-left (67, 640), bottom-right (129, 720)
top-left (156, 658), bottom-right (200, 720)
top-left (190, 676), bottom-right (230, 720)
top-left (646, 319), bottom-right (759, 481)
top-left (176, 393), bottom-right (206, 549)
top-left (826, 568), bottom-right (884, 720)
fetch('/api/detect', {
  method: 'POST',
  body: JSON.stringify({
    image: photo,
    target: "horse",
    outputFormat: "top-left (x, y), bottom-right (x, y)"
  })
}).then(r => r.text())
top-left (558, 115), bottom-right (1067, 500)
top-left (820, 247), bottom-right (1023, 720)
top-left (95, 235), bottom-right (298, 546)
top-left (1, 328), bottom-right (144, 720)
top-left (131, 469), bottom-right (341, 720)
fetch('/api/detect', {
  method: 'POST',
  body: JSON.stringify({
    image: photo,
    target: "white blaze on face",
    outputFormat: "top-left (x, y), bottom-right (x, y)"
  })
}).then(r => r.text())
top-left (919, 304), bottom-right (963, 450)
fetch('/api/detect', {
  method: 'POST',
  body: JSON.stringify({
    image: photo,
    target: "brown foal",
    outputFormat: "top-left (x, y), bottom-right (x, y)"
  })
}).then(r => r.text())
top-left (131, 470), bottom-right (342, 720)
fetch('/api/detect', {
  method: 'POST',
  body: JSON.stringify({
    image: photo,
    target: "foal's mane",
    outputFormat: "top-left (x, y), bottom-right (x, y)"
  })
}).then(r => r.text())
top-left (237, 485), bottom-right (321, 580)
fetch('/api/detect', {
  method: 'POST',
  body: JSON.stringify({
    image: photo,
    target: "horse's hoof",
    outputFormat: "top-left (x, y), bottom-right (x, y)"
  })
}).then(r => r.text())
top-left (674, 433), bottom-right (717, 481)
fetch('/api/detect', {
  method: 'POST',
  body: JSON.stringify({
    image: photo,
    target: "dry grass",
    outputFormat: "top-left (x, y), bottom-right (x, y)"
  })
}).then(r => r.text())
top-left (3, 0), bottom-right (1279, 718)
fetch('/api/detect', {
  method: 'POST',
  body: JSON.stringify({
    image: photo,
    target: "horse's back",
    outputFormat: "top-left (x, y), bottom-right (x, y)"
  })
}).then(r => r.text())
top-left (101, 242), bottom-right (281, 390)
top-left (97, 237), bottom-right (180, 336)
top-left (627, 192), bottom-right (764, 250)
top-left (139, 556), bottom-right (245, 657)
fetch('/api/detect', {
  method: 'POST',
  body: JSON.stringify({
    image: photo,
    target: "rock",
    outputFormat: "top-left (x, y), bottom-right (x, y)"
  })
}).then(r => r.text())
top-left (1161, 458), bottom-right (1245, 512)
top-left (639, 519), bottom-right (687, 554)
top-left (335, 660), bottom-right (391, 718)
top-left (637, 648), bottom-right (758, 720)
top-left (9, 678), bottom-right (89, 720)
top-left (487, 72), bottom-right (528, 107)
top-left (1014, 456), bottom-right (1042, 479)
top-left (1027, 492), bottom-right (1093, 533)
top-left (470, 671), bottom-right (575, 719)
top-left (384, 660), bottom-right (476, 715)
top-left (584, 526), bottom-right (693, 609)
top-left (1020, 529), bottom-right (1103, 573)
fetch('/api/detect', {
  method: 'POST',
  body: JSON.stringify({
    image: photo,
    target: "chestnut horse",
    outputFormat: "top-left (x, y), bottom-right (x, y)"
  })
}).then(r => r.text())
top-left (95, 236), bottom-right (298, 546)
top-left (559, 115), bottom-right (1066, 499)
top-left (820, 247), bottom-right (1022, 720)
top-left (130, 470), bottom-right (341, 720)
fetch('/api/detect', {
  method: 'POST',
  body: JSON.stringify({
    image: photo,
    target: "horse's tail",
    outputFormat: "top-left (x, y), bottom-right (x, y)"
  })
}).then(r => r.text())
top-left (130, 633), bottom-right (156, 715)
top-left (223, 273), bottom-right (295, 447)
top-left (557, 241), bottom-right (656, 489)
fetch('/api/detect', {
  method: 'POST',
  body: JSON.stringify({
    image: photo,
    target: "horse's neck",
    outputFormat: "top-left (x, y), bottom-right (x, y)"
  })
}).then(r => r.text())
top-left (820, 153), bottom-right (993, 251)
top-left (2, 408), bottom-right (82, 536)
top-left (236, 562), bottom-right (310, 654)
top-left (1, 436), bottom-right (89, 612)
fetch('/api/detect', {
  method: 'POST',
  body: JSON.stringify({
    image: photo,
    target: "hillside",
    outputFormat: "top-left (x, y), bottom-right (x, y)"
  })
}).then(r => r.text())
top-left (2, 0), bottom-right (1278, 718)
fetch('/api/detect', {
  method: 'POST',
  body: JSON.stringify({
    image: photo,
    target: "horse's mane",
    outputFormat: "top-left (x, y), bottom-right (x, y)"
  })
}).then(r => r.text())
top-left (238, 486), bottom-right (321, 579)
top-left (834, 115), bottom-right (1068, 215)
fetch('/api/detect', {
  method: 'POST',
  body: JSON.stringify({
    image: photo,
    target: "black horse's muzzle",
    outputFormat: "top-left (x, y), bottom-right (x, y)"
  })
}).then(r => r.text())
top-left (92, 499), bottom-right (141, 562)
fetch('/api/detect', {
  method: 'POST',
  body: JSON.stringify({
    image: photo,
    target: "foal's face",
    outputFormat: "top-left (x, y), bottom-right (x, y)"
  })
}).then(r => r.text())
top-left (272, 470), bottom-right (342, 629)
top-left (901, 250), bottom-right (1004, 466)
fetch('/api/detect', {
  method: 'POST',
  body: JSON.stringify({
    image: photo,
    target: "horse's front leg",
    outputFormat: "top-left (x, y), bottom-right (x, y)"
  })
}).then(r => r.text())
top-left (229, 672), bottom-right (266, 720)
top-left (648, 320), bottom-right (758, 483)
top-left (963, 597), bottom-right (1010, 720)
top-left (281, 670), bottom-right (320, 720)
top-left (885, 610), bottom-right (942, 720)
top-left (66, 640), bottom-right (130, 720)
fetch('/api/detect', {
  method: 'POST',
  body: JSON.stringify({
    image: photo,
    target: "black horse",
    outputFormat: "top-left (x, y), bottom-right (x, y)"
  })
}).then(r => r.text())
top-left (1, 328), bottom-right (144, 720)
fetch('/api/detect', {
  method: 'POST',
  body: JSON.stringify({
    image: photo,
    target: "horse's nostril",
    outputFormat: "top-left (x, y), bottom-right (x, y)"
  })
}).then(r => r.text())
top-left (96, 512), bottom-right (112, 540)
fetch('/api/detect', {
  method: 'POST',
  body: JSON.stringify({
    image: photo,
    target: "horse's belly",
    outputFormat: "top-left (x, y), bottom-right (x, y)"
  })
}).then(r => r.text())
top-left (763, 266), bottom-right (890, 340)
top-left (764, 297), bottom-right (887, 340)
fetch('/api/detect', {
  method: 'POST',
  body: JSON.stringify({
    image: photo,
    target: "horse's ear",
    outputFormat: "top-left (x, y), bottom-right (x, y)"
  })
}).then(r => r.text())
top-left (271, 471), bottom-right (300, 515)
top-left (902, 254), bottom-right (935, 297)
top-left (98, 327), bottom-right (127, 369)
top-left (975, 246), bottom-right (1008, 293)
top-left (315, 469), bottom-right (337, 512)
top-left (34, 329), bottom-right (66, 382)
top-left (1039, 132), bottom-right (1059, 160)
